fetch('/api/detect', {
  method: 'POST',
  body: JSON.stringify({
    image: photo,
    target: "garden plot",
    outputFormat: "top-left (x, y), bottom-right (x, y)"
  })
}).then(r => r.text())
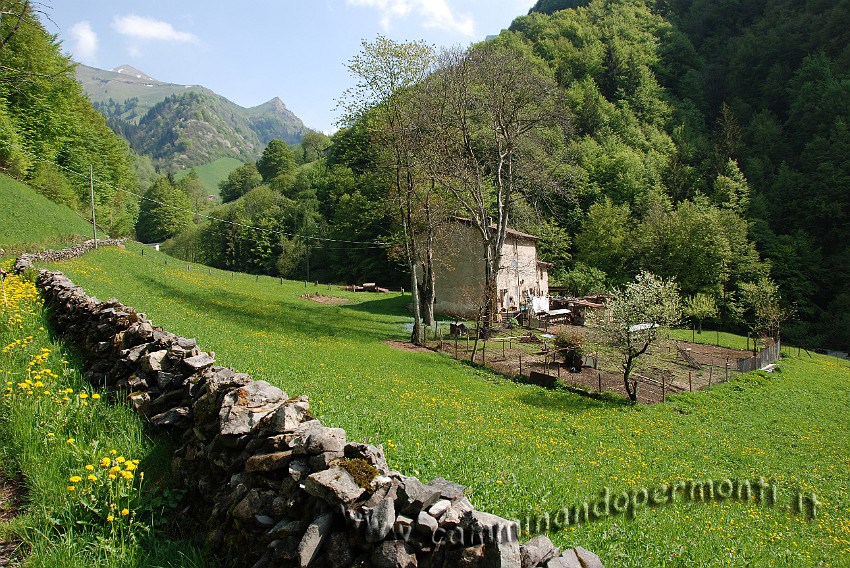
top-left (430, 323), bottom-right (753, 403)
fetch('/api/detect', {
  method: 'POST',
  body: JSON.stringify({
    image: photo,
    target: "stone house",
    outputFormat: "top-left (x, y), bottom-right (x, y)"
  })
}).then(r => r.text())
top-left (429, 217), bottom-right (549, 317)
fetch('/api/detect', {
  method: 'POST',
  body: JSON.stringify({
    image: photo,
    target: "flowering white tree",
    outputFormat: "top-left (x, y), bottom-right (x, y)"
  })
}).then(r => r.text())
top-left (597, 271), bottom-right (682, 402)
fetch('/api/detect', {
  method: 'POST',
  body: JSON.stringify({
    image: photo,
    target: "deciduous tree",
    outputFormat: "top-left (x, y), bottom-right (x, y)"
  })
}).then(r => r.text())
top-left (596, 271), bottom-right (681, 402)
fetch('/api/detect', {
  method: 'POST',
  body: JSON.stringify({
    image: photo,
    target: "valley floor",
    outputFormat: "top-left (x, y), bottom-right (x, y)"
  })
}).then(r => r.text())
top-left (35, 243), bottom-right (850, 567)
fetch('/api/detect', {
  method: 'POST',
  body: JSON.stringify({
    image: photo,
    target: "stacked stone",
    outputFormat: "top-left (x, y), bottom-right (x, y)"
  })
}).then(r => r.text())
top-left (35, 268), bottom-right (603, 568)
top-left (13, 239), bottom-right (125, 274)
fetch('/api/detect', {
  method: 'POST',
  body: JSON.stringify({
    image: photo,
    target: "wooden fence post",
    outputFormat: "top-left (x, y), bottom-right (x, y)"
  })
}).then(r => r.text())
top-left (662, 377), bottom-right (665, 402)
top-left (519, 352), bottom-right (522, 376)
top-left (689, 371), bottom-right (692, 392)
top-left (725, 359), bottom-right (729, 381)
top-left (597, 372), bottom-right (601, 393)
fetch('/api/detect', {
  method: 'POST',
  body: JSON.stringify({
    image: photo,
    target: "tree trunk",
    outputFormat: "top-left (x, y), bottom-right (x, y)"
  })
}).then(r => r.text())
top-left (698, 319), bottom-right (702, 334)
top-left (623, 358), bottom-right (638, 402)
top-left (409, 265), bottom-right (423, 345)
top-left (482, 241), bottom-right (499, 339)
top-left (421, 264), bottom-right (436, 326)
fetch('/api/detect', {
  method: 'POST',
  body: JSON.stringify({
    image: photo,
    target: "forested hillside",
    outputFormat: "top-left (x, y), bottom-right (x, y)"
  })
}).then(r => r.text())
top-left (657, 0), bottom-right (850, 351)
top-left (513, 0), bottom-right (850, 348)
top-left (0, 1), bottom-right (139, 236)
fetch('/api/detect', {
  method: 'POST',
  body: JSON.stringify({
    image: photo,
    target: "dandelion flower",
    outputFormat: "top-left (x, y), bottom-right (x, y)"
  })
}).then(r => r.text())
top-left (79, 393), bottom-right (88, 399)
top-left (101, 457), bottom-right (111, 467)
top-left (69, 476), bottom-right (82, 483)
top-left (91, 393), bottom-right (101, 400)
top-left (87, 475), bottom-right (97, 482)
top-left (67, 485), bottom-right (75, 492)
top-left (66, 438), bottom-right (75, 444)
top-left (106, 515), bottom-right (114, 522)
top-left (116, 456), bottom-right (125, 463)
top-left (120, 508), bottom-right (129, 516)
top-left (85, 464), bottom-right (94, 471)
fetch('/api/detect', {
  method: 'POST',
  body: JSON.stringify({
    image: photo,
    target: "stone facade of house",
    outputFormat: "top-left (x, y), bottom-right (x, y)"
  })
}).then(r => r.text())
top-left (432, 219), bottom-right (549, 317)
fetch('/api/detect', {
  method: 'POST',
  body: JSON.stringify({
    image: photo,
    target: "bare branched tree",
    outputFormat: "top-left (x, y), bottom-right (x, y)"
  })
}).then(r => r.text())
top-left (422, 42), bottom-right (567, 335)
top-left (337, 36), bottom-right (437, 345)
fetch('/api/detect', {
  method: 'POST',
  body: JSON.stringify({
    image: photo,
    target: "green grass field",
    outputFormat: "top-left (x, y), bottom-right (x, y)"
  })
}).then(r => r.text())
top-left (0, 174), bottom-right (93, 253)
top-left (39, 244), bottom-right (850, 567)
top-left (174, 157), bottom-right (243, 197)
top-left (0, 261), bottom-right (203, 566)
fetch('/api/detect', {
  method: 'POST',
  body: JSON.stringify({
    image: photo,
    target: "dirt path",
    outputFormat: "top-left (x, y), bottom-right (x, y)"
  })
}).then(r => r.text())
top-left (300, 293), bottom-right (349, 305)
top-left (0, 469), bottom-right (24, 567)
top-left (385, 340), bottom-right (436, 354)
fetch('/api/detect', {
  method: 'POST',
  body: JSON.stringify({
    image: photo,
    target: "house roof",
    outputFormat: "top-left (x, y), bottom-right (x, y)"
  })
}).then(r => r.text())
top-left (450, 216), bottom-right (540, 241)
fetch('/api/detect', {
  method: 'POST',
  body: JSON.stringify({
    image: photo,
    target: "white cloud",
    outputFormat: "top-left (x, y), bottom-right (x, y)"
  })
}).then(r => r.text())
top-left (348, 0), bottom-right (475, 36)
top-left (112, 14), bottom-right (198, 43)
top-left (69, 21), bottom-right (98, 65)
top-left (127, 45), bottom-right (142, 58)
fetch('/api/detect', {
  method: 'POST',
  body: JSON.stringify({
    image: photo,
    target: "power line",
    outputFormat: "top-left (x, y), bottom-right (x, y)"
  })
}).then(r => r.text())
top-left (13, 144), bottom-right (390, 249)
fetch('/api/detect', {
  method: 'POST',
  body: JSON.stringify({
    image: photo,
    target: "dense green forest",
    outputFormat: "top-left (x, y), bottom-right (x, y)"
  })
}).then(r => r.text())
top-left (515, 0), bottom-right (850, 349)
top-left (0, 1), bottom-right (139, 236)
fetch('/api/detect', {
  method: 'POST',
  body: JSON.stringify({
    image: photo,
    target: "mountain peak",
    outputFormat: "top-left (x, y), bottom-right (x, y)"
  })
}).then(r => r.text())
top-left (112, 64), bottom-right (157, 82)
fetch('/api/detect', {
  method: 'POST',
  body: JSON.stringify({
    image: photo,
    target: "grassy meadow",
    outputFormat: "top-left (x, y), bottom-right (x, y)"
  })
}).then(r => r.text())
top-left (174, 157), bottom-right (243, 197)
top-left (0, 174), bottom-right (93, 253)
top-left (0, 265), bottom-right (204, 565)
top-left (36, 243), bottom-right (850, 567)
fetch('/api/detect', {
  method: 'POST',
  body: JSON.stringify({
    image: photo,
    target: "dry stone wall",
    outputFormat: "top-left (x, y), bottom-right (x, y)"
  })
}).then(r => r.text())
top-left (24, 252), bottom-right (603, 568)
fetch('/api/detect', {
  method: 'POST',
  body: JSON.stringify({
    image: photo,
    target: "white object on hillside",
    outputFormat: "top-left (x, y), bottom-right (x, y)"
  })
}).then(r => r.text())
top-left (531, 296), bottom-right (550, 314)
top-left (629, 322), bottom-right (660, 333)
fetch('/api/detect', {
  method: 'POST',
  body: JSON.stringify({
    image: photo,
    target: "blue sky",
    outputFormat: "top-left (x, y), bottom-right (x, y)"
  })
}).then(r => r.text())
top-left (44, 0), bottom-right (536, 133)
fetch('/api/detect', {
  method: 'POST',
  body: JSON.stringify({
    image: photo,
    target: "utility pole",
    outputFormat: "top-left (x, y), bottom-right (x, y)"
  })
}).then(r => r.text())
top-left (304, 217), bottom-right (310, 283)
top-left (89, 164), bottom-right (98, 248)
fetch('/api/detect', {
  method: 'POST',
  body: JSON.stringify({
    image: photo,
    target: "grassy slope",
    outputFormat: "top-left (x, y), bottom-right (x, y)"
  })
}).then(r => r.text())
top-left (0, 262), bottom-right (204, 566)
top-left (0, 174), bottom-right (93, 252)
top-left (45, 244), bottom-right (850, 567)
top-left (174, 157), bottom-right (243, 197)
